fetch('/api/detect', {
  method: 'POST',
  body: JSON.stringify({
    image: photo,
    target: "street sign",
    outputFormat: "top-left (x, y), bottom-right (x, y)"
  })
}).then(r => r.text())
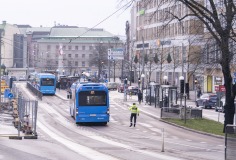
top-left (219, 85), bottom-right (225, 92)
top-left (8, 92), bottom-right (14, 99)
top-left (108, 48), bottom-right (124, 60)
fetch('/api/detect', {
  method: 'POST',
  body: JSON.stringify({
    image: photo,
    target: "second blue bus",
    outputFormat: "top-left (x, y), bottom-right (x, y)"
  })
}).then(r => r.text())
top-left (69, 82), bottom-right (110, 125)
top-left (35, 73), bottom-right (56, 95)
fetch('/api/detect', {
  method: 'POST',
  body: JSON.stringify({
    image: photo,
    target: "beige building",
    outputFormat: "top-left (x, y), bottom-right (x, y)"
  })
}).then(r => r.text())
top-left (130, 0), bottom-right (209, 91)
top-left (0, 21), bottom-right (20, 68)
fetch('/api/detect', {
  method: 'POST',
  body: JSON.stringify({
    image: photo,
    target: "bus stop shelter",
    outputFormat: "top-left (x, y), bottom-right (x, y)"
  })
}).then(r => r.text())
top-left (159, 85), bottom-right (178, 108)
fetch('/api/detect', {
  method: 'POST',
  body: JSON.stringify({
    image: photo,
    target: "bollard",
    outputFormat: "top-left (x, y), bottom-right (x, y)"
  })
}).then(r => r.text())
top-left (161, 128), bottom-right (165, 152)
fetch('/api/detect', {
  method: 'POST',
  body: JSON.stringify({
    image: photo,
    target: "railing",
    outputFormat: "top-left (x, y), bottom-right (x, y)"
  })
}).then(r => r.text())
top-left (160, 107), bottom-right (202, 119)
top-left (27, 82), bottom-right (43, 100)
top-left (11, 84), bottom-right (38, 138)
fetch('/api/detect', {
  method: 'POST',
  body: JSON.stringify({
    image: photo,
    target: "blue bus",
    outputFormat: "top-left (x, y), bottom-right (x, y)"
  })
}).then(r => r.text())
top-left (35, 73), bottom-right (56, 95)
top-left (69, 82), bottom-right (110, 125)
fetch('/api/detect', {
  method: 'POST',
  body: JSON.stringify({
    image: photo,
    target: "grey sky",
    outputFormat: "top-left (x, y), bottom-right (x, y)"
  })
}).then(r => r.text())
top-left (0, 0), bottom-right (131, 36)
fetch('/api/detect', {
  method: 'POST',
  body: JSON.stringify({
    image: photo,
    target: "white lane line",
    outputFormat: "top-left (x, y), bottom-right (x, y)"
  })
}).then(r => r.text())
top-left (39, 101), bottom-right (183, 160)
top-left (37, 121), bottom-right (118, 160)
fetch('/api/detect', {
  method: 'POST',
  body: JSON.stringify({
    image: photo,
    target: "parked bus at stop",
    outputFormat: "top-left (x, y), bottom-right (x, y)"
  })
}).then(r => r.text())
top-left (69, 82), bottom-right (110, 125)
top-left (35, 73), bottom-right (56, 95)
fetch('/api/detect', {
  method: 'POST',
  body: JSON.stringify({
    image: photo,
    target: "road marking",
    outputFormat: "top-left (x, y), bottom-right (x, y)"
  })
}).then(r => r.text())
top-left (38, 121), bottom-right (119, 160)
top-left (39, 101), bottom-right (183, 160)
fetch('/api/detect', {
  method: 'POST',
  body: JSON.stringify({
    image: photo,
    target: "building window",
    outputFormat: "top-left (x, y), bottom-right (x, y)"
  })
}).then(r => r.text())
top-left (75, 46), bottom-right (78, 50)
top-left (68, 54), bottom-right (72, 58)
top-left (63, 45), bottom-right (66, 50)
top-left (75, 54), bottom-right (78, 58)
top-left (56, 45), bottom-right (59, 50)
top-left (89, 46), bottom-right (93, 50)
top-left (68, 46), bottom-right (72, 50)
top-left (56, 61), bottom-right (58, 65)
top-left (82, 54), bottom-right (85, 58)
top-left (68, 61), bottom-right (72, 66)
top-left (82, 46), bottom-right (86, 50)
top-left (47, 45), bottom-right (51, 51)
top-left (89, 54), bottom-right (92, 58)
top-left (75, 61), bottom-right (78, 66)
top-left (82, 61), bottom-right (85, 67)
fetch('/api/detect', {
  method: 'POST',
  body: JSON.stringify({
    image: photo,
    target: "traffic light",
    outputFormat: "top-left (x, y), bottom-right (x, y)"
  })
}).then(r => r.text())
top-left (180, 80), bottom-right (184, 94)
top-left (9, 77), bottom-right (13, 89)
top-left (124, 77), bottom-right (127, 85)
top-left (138, 78), bottom-right (141, 85)
top-left (185, 83), bottom-right (189, 94)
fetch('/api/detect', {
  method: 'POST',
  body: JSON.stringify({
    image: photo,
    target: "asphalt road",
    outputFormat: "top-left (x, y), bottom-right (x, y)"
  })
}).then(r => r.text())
top-left (0, 82), bottom-right (225, 160)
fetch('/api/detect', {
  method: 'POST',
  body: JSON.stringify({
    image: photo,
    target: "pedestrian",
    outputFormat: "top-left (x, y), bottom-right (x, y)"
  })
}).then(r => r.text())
top-left (138, 90), bottom-right (142, 104)
top-left (129, 103), bottom-right (139, 127)
top-left (197, 86), bottom-right (202, 98)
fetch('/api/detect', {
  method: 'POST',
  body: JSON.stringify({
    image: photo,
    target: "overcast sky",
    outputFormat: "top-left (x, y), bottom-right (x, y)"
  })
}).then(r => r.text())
top-left (0, 0), bottom-right (131, 36)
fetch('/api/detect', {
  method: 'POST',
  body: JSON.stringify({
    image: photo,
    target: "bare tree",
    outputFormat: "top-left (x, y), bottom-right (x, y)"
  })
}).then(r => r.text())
top-left (89, 44), bottom-right (108, 80)
top-left (174, 0), bottom-right (236, 132)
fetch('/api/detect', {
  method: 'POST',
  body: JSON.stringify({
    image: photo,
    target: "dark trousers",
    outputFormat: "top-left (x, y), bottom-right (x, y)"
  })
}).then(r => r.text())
top-left (130, 113), bottom-right (137, 125)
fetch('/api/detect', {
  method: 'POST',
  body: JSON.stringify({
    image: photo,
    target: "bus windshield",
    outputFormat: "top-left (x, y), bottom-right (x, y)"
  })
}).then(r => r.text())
top-left (79, 91), bottom-right (107, 106)
top-left (41, 78), bottom-right (55, 86)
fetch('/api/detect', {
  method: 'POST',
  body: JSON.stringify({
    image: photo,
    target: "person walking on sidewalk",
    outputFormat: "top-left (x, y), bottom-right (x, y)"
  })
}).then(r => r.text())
top-left (129, 103), bottom-right (139, 127)
top-left (138, 90), bottom-right (143, 104)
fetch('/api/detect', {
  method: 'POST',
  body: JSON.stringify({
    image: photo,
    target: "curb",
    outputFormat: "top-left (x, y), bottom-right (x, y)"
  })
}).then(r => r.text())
top-left (24, 135), bottom-right (38, 139)
top-left (9, 136), bottom-right (23, 140)
top-left (159, 119), bottom-right (224, 139)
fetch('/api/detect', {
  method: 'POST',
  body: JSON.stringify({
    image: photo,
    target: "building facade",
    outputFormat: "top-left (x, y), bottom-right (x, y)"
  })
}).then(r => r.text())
top-left (130, 0), bottom-right (207, 91)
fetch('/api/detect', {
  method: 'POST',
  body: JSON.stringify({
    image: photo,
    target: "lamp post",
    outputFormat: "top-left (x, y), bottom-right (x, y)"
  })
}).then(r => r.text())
top-left (194, 79), bottom-right (198, 101)
top-left (179, 76), bottom-right (184, 107)
top-left (124, 77), bottom-right (128, 102)
top-left (141, 73), bottom-right (145, 102)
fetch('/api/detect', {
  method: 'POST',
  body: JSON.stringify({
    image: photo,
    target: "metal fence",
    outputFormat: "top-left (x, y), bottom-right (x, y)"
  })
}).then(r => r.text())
top-left (11, 84), bottom-right (38, 137)
top-left (161, 107), bottom-right (202, 119)
top-left (225, 125), bottom-right (236, 160)
top-left (27, 82), bottom-right (43, 100)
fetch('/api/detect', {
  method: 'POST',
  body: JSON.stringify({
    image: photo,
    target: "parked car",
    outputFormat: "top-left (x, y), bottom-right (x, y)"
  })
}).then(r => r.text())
top-left (10, 76), bottom-right (17, 81)
top-left (196, 93), bottom-right (218, 109)
top-left (127, 86), bottom-right (139, 95)
top-left (106, 82), bottom-right (118, 90)
top-left (215, 96), bottom-right (236, 112)
top-left (19, 76), bottom-right (27, 81)
top-left (117, 83), bottom-right (129, 93)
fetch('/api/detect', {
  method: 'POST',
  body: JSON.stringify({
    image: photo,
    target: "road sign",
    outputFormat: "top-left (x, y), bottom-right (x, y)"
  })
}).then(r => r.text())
top-left (219, 85), bottom-right (225, 92)
top-left (8, 92), bottom-right (14, 99)
top-left (108, 48), bottom-right (124, 60)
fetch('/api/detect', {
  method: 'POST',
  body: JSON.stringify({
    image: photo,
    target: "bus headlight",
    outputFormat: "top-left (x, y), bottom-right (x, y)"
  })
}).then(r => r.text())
top-left (106, 108), bottom-right (110, 114)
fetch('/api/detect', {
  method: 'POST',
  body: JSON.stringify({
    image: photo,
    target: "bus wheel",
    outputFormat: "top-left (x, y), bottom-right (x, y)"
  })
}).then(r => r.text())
top-left (102, 122), bottom-right (107, 126)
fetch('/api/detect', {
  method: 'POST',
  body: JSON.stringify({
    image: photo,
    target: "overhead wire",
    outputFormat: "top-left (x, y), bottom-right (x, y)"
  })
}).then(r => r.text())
top-left (69, 0), bottom-right (134, 43)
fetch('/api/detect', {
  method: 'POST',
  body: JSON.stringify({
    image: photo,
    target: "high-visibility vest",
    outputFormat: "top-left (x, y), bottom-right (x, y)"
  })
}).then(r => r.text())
top-left (129, 105), bottom-right (139, 114)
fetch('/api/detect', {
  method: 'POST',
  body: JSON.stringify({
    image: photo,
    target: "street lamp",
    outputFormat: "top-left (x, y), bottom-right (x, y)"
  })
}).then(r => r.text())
top-left (141, 73), bottom-right (145, 102)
